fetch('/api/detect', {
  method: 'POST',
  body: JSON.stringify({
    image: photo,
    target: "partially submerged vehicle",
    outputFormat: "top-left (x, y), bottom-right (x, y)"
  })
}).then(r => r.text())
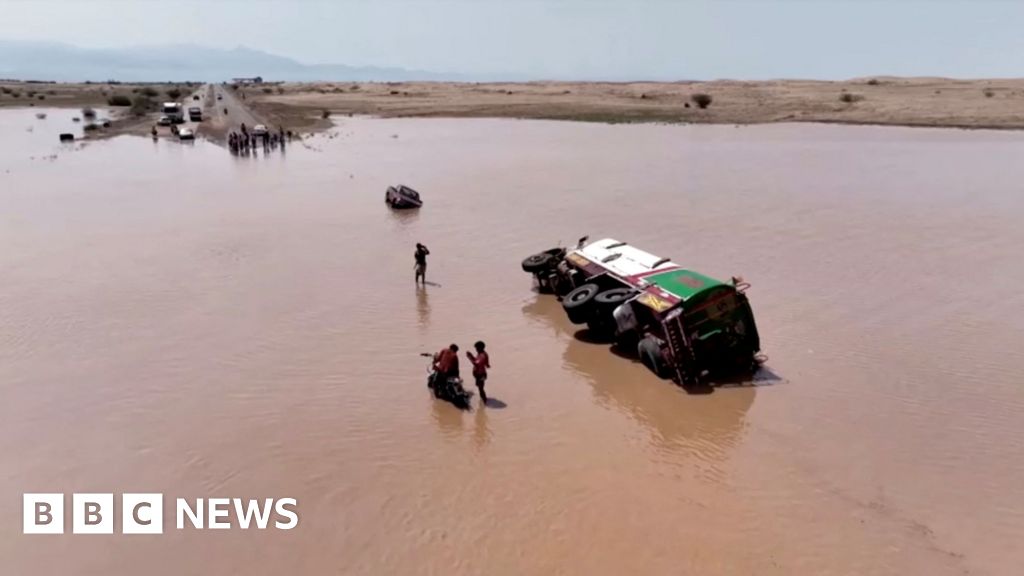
top-left (177, 127), bottom-right (195, 140)
top-left (385, 185), bottom-right (423, 209)
top-left (58, 133), bottom-right (74, 142)
top-left (522, 237), bottom-right (762, 387)
top-left (424, 357), bottom-right (473, 410)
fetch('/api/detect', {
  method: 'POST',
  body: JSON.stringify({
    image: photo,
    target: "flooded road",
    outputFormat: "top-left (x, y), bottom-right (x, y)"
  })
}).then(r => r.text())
top-left (2, 108), bottom-right (1024, 575)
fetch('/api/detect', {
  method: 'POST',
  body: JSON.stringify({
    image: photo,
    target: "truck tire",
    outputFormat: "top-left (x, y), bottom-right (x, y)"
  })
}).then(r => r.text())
top-left (562, 283), bottom-right (600, 324)
top-left (595, 287), bottom-right (636, 308)
top-left (638, 337), bottom-right (668, 379)
top-left (521, 252), bottom-right (555, 273)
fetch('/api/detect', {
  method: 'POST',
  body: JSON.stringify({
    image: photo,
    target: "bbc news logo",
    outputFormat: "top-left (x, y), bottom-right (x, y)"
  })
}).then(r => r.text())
top-left (23, 493), bottom-right (298, 534)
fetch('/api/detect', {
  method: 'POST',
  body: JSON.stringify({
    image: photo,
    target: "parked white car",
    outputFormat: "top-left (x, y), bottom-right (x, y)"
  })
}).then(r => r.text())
top-left (177, 127), bottom-right (195, 140)
top-left (252, 124), bottom-right (268, 136)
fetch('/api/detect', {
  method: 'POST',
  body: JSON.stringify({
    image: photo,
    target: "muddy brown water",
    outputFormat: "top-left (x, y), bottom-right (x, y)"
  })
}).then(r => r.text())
top-left (2, 108), bottom-right (1024, 575)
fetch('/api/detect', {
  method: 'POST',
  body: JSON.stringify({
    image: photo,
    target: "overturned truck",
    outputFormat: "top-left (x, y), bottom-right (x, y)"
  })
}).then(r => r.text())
top-left (522, 237), bottom-right (762, 387)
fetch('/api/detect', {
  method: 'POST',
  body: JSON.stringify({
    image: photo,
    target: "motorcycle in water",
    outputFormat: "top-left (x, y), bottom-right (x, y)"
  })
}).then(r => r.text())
top-left (422, 354), bottom-right (473, 410)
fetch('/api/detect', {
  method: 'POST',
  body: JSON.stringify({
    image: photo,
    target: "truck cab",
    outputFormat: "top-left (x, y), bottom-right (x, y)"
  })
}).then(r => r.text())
top-left (161, 102), bottom-right (184, 124)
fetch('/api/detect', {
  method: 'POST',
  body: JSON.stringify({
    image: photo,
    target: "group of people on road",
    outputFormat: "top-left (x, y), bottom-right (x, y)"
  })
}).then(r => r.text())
top-left (418, 243), bottom-right (495, 407)
top-left (228, 123), bottom-right (292, 156)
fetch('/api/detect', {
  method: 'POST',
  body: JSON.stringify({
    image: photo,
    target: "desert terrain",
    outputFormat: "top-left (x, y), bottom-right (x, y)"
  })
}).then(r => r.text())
top-left (243, 77), bottom-right (1024, 132)
top-left (4, 77), bottom-right (1024, 142)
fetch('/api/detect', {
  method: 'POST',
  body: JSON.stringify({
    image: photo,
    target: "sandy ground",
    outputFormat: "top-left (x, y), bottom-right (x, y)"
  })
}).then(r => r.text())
top-left (236, 77), bottom-right (1024, 131)
top-left (6, 77), bottom-right (1024, 142)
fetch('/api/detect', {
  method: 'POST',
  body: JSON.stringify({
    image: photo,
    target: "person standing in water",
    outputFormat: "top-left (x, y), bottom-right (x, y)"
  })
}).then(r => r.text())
top-left (467, 341), bottom-right (491, 405)
top-left (414, 243), bottom-right (430, 285)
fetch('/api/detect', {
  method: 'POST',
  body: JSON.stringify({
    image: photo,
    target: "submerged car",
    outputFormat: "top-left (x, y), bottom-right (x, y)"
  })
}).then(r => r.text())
top-left (522, 237), bottom-right (762, 387)
top-left (385, 184), bottom-right (423, 209)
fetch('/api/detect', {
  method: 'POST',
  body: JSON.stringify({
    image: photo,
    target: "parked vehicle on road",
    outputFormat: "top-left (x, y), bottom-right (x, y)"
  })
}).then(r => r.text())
top-left (522, 237), bottom-right (762, 387)
top-left (161, 102), bottom-right (185, 123)
top-left (188, 107), bottom-right (202, 121)
top-left (177, 127), bottom-right (195, 140)
top-left (157, 115), bottom-right (172, 126)
top-left (252, 124), bottom-right (268, 136)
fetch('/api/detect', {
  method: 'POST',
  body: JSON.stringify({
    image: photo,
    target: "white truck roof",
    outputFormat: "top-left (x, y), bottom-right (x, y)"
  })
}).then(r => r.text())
top-left (573, 238), bottom-right (677, 278)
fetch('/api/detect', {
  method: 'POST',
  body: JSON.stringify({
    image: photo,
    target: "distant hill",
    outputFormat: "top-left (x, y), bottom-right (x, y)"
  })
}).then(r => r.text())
top-left (0, 40), bottom-right (464, 82)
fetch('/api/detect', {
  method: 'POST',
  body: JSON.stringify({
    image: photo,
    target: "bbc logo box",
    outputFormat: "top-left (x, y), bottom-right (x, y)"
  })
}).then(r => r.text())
top-left (23, 493), bottom-right (163, 534)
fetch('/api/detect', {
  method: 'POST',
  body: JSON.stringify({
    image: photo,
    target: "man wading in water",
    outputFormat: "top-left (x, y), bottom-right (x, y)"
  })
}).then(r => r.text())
top-left (467, 341), bottom-right (491, 405)
top-left (414, 243), bottom-right (430, 285)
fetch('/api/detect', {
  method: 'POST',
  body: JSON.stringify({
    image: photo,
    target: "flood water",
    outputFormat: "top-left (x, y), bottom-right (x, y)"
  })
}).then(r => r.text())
top-left (2, 107), bottom-right (1024, 575)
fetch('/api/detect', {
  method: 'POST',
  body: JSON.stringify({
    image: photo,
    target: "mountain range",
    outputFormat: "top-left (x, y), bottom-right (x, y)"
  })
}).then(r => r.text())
top-left (0, 40), bottom-right (469, 82)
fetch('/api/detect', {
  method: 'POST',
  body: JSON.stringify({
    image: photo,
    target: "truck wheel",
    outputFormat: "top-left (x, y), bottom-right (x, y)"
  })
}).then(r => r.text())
top-left (638, 337), bottom-right (668, 378)
top-left (595, 287), bottom-right (636, 308)
top-left (562, 283), bottom-right (600, 324)
top-left (521, 252), bottom-right (555, 273)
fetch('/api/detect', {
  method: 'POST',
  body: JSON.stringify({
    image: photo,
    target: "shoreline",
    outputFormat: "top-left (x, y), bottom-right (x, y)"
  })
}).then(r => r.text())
top-left (6, 77), bottom-right (1024, 138)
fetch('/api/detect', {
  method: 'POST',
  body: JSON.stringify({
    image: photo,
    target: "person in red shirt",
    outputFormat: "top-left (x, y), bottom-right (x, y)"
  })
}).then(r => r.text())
top-left (432, 344), bottom-right (460, 382)
top-left (466, 341), bottom-right (491, 405)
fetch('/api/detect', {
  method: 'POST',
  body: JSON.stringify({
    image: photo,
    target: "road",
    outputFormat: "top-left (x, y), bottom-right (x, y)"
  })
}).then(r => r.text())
top-left (201, 83), bottom-right (265, 141)
top-left (148, 83), bottom-right (266, 144)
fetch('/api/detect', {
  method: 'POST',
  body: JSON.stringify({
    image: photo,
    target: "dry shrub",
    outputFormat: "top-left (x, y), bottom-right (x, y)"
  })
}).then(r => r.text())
top-left (691, 93), bottom-right (712, 109)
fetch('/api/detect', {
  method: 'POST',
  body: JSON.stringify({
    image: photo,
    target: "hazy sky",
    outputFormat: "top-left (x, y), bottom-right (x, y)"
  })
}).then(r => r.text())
top-left (0, 0), bottom-right (1021, 79)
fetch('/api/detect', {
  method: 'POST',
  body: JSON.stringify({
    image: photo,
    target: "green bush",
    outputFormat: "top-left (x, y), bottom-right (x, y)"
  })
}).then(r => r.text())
top-left (83, 123), bottom-right (100, 132)
top-left (37, 94), bottom-right (45, 100)
top-left (141, 87), bottom-right (159, 97)
top-left (82, 107), bottom-right (97, 118)
top-left (839, 93), bottom-right (864, 103)
top-left (166, 88), bottom-right (182, 99)
top-left (984, 89), bottom-right (995, 98)
top-left (0, 86), bottom-right (11, 94)
top-left (691, 93), bottom-right (713, 109)
top-left (107, 95), bottom-right (132, 106)
top-left (867, 78), bottom-right (880, 86)
top-left (321, 109), bottom-right (331, 119)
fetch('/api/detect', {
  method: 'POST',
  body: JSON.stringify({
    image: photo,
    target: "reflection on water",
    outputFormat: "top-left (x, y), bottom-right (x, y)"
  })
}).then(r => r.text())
top-left (472, 403), bottom-right (491, 451)
top-left (416, 284), bottom-right (430, 329)
top-left (2, 113), bottom-right (1023, 575)
top-left (521, 296), bottom-right (755, 478)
